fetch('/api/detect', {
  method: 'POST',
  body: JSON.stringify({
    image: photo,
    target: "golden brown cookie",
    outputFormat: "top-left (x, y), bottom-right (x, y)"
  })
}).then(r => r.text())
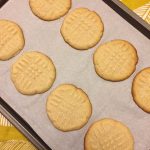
top-left (132, 67), bottom-right (150, 113)
top-left (11, 51), bottom-right (56, 95)
top-left (29, 0), bottom-right (71, 21)
top-left (46, 84), bottom-right (92, 131)
top-left (0, 20), bottom-right (25, 60)
top-left (61, 8), bottom-right (104, 50)
top-left (93, 40), bottom-right (138, 81)
top-left (84, 118), bottom-right (134, 150)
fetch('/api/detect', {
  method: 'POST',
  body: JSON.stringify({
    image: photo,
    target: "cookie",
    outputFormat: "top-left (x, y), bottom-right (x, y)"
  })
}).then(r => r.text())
top-left (132, 67), bottom-right (150, 113)
top-left (84, 118), bottom-right (134, 150)
top-left (46, 84), bottom-right (92, 131)
top-left (29, 0), bottom-right (71, 21)
top-left (93, 40), bottom-right (138, 81)
top-left (61, 8), bottom-right (104, 50)
top-left (11, 51), bottom-right (56, 95)
top-left (0, 20), bottom-right (25, 60)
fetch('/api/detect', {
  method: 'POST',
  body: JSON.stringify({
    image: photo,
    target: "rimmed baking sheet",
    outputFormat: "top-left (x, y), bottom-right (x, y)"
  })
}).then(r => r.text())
top-left (103, 0), bottom-right (150, 39)
top-left (0, 0), bottom-right (150, 150)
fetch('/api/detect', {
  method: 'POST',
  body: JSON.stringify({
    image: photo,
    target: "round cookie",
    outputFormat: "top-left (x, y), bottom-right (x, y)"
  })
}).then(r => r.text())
top-left (84, 118), bottom-right (134, 150)
top-left (46, 84), bottom-right (92, 131)
top-left (11, 51), bottom-right (56, 95)
top-left (0, 20), bottom-right (25, 60)
top-left (29, 0), bottom-right (71, 21)
top-left (132, 67), bottom-right (150, 113)
top-left (61, 8), bottom-right (104, 50)
top-left (93, 40), bottom-right (138, 81)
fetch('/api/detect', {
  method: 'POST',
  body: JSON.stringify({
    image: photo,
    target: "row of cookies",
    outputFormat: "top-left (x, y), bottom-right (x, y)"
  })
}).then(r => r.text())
top-left (0, 7), bottom-right (104, 61)
top-left (29, 0), bottom-right (104, 50)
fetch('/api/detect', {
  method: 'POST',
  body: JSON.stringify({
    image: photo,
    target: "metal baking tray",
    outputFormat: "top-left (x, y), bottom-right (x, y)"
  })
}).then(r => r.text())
top-left (0, 0), bottom-right (149, 150)
top-left (104, 0), bottom-right (150, 39)
top-left (0, 0), bottom-right (8, 8)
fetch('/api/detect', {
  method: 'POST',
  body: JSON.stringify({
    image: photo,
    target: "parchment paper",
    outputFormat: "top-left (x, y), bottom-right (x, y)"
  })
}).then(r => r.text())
top-left (0, 0), bottom-right (150, 150)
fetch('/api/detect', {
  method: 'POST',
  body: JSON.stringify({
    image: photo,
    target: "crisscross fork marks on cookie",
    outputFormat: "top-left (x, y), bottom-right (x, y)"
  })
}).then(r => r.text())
top-left (67, 12), bottom-right (99, 41)
top-left (0, 24), bottom-right (18, 47)
top-left (11, 51), bottom-right (56, 95)
top-left (92, 127), bottom-right (104, 149)
top-left (45, 0), bottom-right (67, 10)
top-left (134, 70), bottom-right (150, 100)
top-left (85, 119), bottom-right (134, 150)
top-left (49, 92), bottom-right (82, 125)
top-left (20, 75), bottom-right (32, 90)
top-left (43, 0), bottom-right (68, 18)
top-left (94, 40), bottom-right (138, 81)
top-left (61, 8), bottom-right (104, 49)
top-left (0, 20), bottom-right (24, 60)
top-left (47, 84), bottom-right (92, 131)
top-left (101, 130), bottom-right (126, 149)
top-left (50, 90), bottom-right (86, 116)
top-left (132, 68), bottom-right (150, 112)
top-left (137, 73), bottom-right (150, 87)
top-left (101, 44), bottom-right (132, 75)
top-left (69, 88), bottom-right (87, 104)
top-left (14, 56), bottom-right (31, 73)
top-left (16, 58), bottom-right (38, 80)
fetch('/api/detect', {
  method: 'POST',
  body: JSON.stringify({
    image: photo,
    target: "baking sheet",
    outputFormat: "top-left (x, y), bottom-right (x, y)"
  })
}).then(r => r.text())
top-left (104, 0), bottom-right (150, 39)
top-left (0, 0), bottom-right (150, 150)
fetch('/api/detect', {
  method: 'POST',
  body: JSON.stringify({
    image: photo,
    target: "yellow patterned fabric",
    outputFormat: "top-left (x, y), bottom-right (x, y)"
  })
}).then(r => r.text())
top-left (0, 113), bottom-right (37, 150)
top-left (120, 0), bottom-right (150, 24)
top-left (0, 127), bottom-right (27, 141)
top-left (0, 140), bottom-right (37, 150)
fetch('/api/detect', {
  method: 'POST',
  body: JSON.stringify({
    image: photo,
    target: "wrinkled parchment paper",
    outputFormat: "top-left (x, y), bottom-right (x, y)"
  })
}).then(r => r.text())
top-left (0, 0), bottom-right (150, 149)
